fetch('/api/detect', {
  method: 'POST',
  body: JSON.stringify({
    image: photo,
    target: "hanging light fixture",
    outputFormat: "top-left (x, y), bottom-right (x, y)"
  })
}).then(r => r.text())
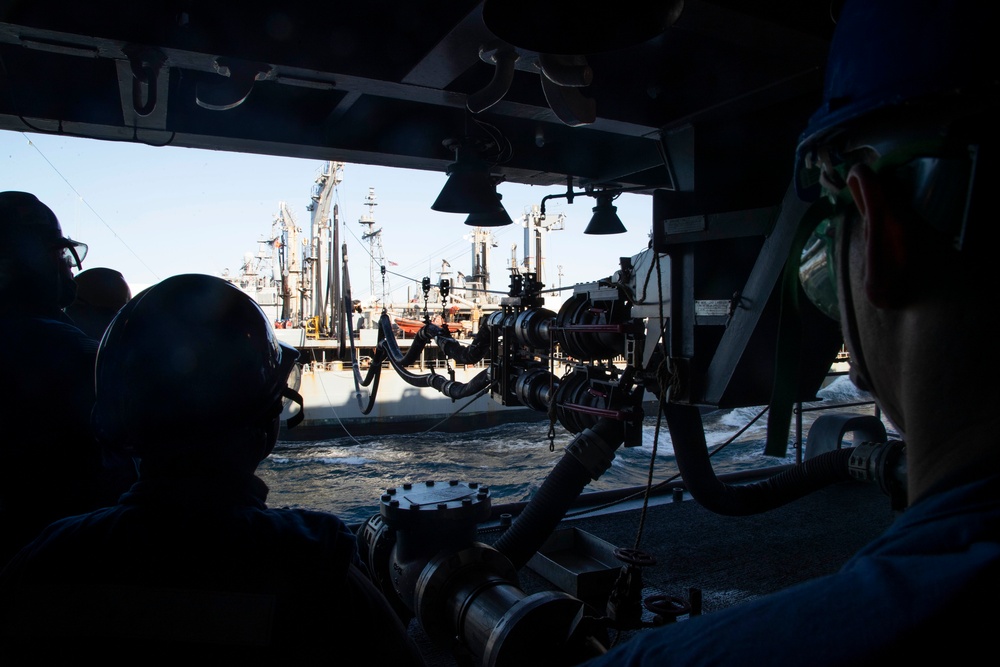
top-left (431, 140), bottom-right (504, 214)
top-left (195, 58), bottom-right (271, 111)
top-left (464, 192), bottom-right (513, 227)
top-left (584, 191), bottom-right (627, 235)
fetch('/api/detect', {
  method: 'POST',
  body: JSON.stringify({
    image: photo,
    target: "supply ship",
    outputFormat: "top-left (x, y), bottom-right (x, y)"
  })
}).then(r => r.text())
top-left (223, 161), bottom-right (579, 440)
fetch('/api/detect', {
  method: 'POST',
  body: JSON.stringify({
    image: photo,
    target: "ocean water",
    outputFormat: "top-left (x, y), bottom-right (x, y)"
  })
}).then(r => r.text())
top-left (258, 376), bottom-right (889, 525)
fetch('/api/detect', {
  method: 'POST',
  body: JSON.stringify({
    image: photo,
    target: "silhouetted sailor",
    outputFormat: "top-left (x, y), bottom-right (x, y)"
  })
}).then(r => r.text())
top-left (64, 266), bottom-right (132, 341)
top-left (0, 273), bottom-right (426, 664)
top-left (583, 1), bottom-right (1000, 664)
top-left (0, 191), bottom-right (135, 567)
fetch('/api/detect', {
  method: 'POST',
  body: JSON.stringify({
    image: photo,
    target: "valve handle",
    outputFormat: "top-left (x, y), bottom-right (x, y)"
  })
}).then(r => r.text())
top-left (644, 594), bottom-right (690, 618)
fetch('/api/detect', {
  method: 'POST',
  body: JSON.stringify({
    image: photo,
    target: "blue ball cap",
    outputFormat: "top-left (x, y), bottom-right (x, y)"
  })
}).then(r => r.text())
top-left (0, 191), bottom-right (61, 236)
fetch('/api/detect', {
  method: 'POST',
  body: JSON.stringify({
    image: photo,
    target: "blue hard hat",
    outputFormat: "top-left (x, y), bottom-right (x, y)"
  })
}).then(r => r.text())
top-left (0, 191), bottom-right (60, 235)
top-left (795, 0), bottom-right (995, 200)
top-left (94, 273), bottom-right (299, 455)
top-left (0, 191), bottom-right (87, 263)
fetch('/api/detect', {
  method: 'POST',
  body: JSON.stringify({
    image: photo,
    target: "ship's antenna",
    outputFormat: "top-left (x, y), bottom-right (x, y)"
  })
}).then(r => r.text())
top-left (358, 186), bottom-right (388, 308)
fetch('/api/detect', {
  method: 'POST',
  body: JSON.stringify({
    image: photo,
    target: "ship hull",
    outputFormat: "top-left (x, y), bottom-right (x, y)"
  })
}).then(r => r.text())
top-left (279, 361), bottom-right (544, 441)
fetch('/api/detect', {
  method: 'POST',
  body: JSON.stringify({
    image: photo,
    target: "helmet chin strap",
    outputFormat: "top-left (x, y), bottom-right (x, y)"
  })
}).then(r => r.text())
top-left (836, 212), bottom-right (875, 395)
top-left (256, 387), bottom-right (304, 430)
top-left (281, 387), bottom-right (304, 429)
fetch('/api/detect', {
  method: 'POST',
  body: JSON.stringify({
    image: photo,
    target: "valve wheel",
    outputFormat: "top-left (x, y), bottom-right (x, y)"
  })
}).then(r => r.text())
top-left (644, 594), bottom-right (690, 618)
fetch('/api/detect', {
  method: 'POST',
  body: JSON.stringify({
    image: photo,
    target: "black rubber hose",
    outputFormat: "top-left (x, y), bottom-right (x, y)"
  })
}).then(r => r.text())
top-left (375, 312), bottom-right (493, 398)
top-left (376, 312), bottom-right (432, 367)
top-left (494, 418), bottom-right (626, 570)
top-left (433, 322), bottom-right (492, 365)
top-left (388, 359), bottom-right (492, 398)
top-left (665, 402), bottom-right (854, 516)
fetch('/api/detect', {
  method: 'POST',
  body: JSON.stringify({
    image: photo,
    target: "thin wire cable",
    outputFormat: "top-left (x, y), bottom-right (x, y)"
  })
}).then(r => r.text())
top-left (20, 132), bottom-right (160, 280)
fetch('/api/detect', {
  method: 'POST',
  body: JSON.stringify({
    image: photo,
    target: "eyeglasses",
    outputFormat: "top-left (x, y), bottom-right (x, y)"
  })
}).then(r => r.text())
top-left (54, 237), bottom-right (88, 271)
top-left (798, 140), bottom-right (979, 322)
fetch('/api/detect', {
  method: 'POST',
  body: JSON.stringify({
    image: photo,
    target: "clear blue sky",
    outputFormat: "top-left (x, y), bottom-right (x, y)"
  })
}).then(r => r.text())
top-left (2, 130), bottom-right (654, 303)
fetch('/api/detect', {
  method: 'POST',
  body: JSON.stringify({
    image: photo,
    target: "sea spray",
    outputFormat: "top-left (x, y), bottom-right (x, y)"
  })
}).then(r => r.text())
top-left (259, 376), bottom-right (886, 525)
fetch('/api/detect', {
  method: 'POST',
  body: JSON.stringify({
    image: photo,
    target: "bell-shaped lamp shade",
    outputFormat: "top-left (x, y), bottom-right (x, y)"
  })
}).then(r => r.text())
top-left (584, 194), bottom-right (627, 234)
top-left (431, 146), bottom-right (502, 214)
top-left (464, 193), bottom-right (513, 227)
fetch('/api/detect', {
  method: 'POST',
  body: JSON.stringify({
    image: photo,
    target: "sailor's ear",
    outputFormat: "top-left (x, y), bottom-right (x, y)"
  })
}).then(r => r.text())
top-left (846, 163), bottom-right (911, 309)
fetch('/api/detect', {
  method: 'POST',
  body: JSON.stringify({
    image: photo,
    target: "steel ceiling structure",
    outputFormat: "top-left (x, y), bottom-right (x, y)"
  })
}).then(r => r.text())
top-left (1, 1), bottom-right (836, 206)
